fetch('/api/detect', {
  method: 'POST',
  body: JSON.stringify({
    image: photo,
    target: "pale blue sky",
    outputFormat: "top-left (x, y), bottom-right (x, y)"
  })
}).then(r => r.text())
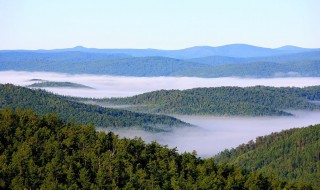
top-left (0, 0), bottom-right (319, 50)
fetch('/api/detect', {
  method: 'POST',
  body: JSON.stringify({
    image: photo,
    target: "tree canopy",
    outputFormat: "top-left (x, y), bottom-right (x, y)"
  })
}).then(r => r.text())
top-left (0, 84), bottom-right (187, 131)
top-left (91, 86), bottom-right (320, 116)
top-left (0, 107), bottom-right (313, 189)
top-left (214, 124), bottom-right (320, 187)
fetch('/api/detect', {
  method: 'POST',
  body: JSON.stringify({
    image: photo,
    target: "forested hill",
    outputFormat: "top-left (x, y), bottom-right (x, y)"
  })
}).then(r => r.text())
top-left (95, 86), bottom-right (320, 116)
top-left (214, 124), bottom-right (320, 187)
top-left (0, 52), bottom-right (204, 77)
top-left (27, 81), bottom-right (93, 89)
top-left (0, 108), bottom-right (313, 189)
top-left (0, 84), bottom-right (187, 131)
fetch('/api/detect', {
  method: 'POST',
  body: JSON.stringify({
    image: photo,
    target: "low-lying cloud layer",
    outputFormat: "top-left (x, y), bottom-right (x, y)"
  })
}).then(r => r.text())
top-left (109, 111), bottom-right (320, 157)
top-left (1, 71), bottom-right (320, 157)
top-left (1, 71), bottom-right (320, 98)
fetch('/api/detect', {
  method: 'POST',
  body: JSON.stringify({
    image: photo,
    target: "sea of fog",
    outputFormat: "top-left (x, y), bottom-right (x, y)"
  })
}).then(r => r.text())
top-left (1, 71), bottom-right (320, 157)
top-left (102, 111), bottom-right (320, 157)
top-left (1, 71), bottom-right (320, 98)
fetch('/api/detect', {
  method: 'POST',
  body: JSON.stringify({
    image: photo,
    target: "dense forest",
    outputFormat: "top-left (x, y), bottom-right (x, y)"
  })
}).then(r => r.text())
top-left (1, 48), bottom-right (320, 77)
top-left (214, 124), bottom-right (320, 187)
top-left (0, 108), bottom-right (315, 189)
top-left (0, 84), bottom-right (187, 131)
top-left (92, 86), bottom-right (320, 116)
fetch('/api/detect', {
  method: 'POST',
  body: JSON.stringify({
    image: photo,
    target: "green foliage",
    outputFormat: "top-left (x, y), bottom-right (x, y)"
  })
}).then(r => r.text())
top-left (214, 124), bottom-right (320, 187)
top-left (94, 86), bottom-right (320, 116)
top-left (0, 84), bottom-right (187, 131)
top-left (0, 108), bottom-right (309, 189)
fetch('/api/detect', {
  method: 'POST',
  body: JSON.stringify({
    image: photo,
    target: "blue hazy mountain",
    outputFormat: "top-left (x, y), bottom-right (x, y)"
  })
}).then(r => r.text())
top-left (1, 44), bottom-right (320, 78)
top-left (172, 44), bottom-right (317, 59)
top-left (275, 45), bottom-right (313, 52)
top-left (173, 60), bottom-right (320, 78)
top-left (58, 44), bottom-right (319, 58)
top-left (1, 44), bottom-right (318, 59)
top-left (188, 50), bottom-right (320, 66)
top-left (0, 51), bottom-right (130, 61)
top-left (0, 52), bottom-right (205, 76)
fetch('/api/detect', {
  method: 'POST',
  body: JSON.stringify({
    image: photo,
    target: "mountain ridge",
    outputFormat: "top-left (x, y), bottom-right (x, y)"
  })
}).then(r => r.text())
top-left (1, 50), bottom-right (320, 77)
top-left (1, 44), bottom-right (319, 59)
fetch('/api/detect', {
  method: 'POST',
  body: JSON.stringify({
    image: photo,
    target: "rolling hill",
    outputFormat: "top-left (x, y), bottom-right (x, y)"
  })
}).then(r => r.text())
top-left (0, 53), bottom-right (204, 76)
top-left (0, 108), bottom-right (308, 189)
top-left (214, 124), bottom-right (320, 187)
top-left (92, 86), bottom-right (320, 116)
top-left (0, 84), bottom-right (188, 131)
top-left (188, 50), bottom-right (320, 66)
top-left (27, 81), bottom-right (93, 89)
top-left (174, 60), bottom-right (320, 78)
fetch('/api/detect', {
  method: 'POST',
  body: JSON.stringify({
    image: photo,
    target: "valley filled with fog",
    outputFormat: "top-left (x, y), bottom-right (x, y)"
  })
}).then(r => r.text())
top-left (1, 71), bottom-right (320, 157)
top-left (109, 111), bottom-right (320, 157)
top-left (2, 71), bottom-right (320, 98)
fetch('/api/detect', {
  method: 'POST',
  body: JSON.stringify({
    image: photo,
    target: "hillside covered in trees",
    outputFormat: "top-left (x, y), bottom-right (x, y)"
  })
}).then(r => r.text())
top-left (214, 124), bottom-right (320, 187)
top-left (93, 86), bottom-right (320, 116)
top-left (0, 108), bottom-right (314, 189)
top-left (0, 84), bottom-right (187, 131)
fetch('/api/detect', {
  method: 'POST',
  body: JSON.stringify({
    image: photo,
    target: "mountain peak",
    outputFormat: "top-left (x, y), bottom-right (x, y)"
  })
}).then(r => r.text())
top-left (72, 46), bottom-right (87, 50)
top-left (276, 45), bottom-right (304, 51)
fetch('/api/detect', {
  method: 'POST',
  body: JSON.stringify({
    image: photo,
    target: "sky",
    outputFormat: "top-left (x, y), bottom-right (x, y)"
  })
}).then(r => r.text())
top-left (0, 0), bottom-right (319, 50)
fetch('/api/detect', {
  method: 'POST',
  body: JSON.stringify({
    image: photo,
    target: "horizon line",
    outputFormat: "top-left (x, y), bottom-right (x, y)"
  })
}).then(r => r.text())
top-left (0, 44), bottom-right (318, 51)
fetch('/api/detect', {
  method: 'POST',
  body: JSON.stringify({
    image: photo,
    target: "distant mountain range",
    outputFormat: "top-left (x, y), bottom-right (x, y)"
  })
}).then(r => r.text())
top-left (1, 44), bottom-right (318, 59)
top-left (1, 44), bottom-right (320, 78)
top-left (188, 50), bottom-right (320, 66)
